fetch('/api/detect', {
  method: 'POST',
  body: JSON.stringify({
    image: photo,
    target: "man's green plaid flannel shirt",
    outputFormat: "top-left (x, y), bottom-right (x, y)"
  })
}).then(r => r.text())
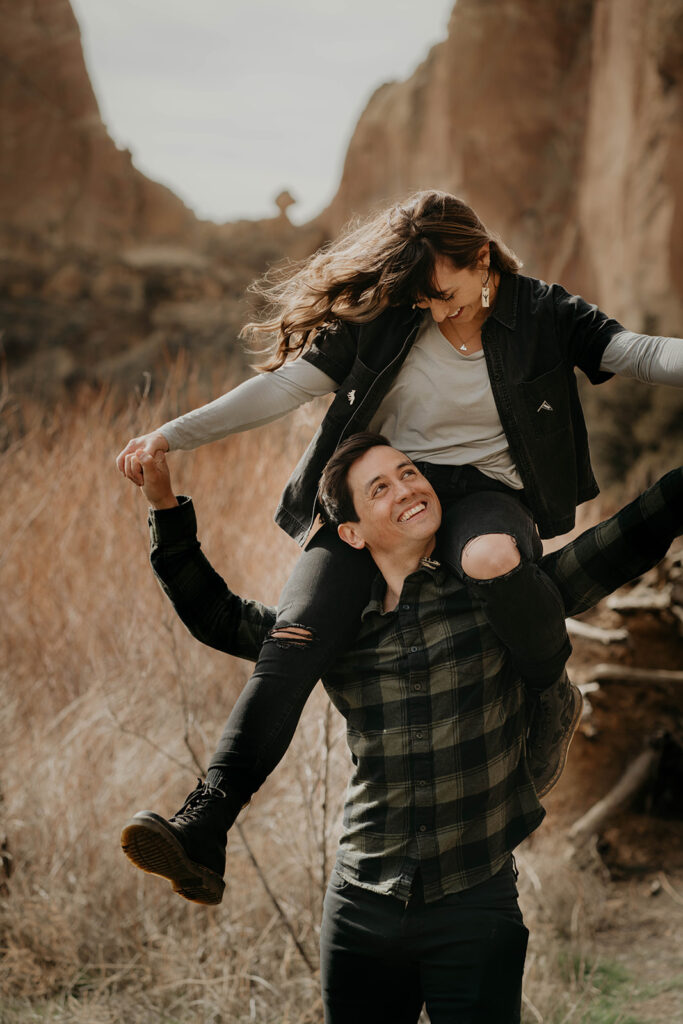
top-left (148, 468), bottom-right (681, 903)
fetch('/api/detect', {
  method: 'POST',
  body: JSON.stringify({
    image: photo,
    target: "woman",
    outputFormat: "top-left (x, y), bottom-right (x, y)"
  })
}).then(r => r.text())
top-left (118, 191), bottom-right (682, 902)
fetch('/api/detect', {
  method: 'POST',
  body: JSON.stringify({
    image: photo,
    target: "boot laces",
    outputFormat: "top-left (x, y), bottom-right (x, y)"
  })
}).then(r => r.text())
top-left (170, 779), bottom-right (227, 826)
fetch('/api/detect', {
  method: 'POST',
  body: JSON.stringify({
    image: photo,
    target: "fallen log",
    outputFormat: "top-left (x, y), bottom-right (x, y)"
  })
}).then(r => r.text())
top-left (607, 585), bottom-right (672, 612)
top-left (566, 618), bottom-right (628, 644)
top-left (568, 747), bottom-right (660, 845)
top-left (587, 664), bottom-right (683, 686)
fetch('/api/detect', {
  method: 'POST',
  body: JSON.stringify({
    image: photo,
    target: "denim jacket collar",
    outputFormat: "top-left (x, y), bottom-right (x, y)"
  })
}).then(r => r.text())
top-left (488, 271), bottom-right (518, 331)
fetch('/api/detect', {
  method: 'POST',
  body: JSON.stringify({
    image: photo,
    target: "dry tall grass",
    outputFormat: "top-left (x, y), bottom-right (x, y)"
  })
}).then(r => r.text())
top-left (0, 365), bottom-right (627, 1023)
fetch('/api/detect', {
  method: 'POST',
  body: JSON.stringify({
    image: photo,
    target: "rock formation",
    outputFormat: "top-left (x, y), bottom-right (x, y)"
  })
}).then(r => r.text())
top-left (319, 0), bottom-right (683, 335)
top-left (0, 0), bottom-right (325, 401)
top-left (572, 0), bottom-right (683, 332)
top-left (0, 0), bottom-right (204, 252)
top-left (310, 0), bottom-right (683, 486)
top-left (0, 0), bottom-right (681, 461)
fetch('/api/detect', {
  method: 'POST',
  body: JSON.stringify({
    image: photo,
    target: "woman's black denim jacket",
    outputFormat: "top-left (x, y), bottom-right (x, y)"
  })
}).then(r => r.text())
top-left (275, 272), bottom-right (623, 544)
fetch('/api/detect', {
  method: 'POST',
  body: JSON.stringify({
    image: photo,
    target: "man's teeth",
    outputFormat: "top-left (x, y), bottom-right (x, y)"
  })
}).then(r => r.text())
top-left (399, 502), bottom-right (426, 523)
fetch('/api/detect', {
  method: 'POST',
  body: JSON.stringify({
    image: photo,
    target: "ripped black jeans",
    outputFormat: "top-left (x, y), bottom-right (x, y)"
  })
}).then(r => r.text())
top-left (208, 463), bottom-right (570, 817)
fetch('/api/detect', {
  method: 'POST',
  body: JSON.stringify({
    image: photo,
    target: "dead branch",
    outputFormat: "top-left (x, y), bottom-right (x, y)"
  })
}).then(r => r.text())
top-left (162, 616), bottom-right (207, 778)
top-left (607, 585), bottom-right (672, 612)
top-left (566, 618), bottom-right (628, 644)
top-left (658, 872), bottom-right (683, 908)
top-left (109, 698), bottom-right (316, 974)
top-left (568, 747), bottom-right (659, 845)
top-left (587, 664), bottom-right (683, 686)
top-left (320, 701), bottom-right (332, 900)
top-left (106, 705), bottom-right (198, 775)
top-left (522, 992), bottom-right (544, 1024)
top-left (235, 821), bottom-right (316, 975)
top-left (107, 674), bottom-right (321, 950)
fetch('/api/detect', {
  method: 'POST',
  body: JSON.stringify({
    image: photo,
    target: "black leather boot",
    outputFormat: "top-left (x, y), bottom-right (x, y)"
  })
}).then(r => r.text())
top-left (121, 780), bottom-right (233, 905)
top-left (526, 673), bottom-right (583, 798)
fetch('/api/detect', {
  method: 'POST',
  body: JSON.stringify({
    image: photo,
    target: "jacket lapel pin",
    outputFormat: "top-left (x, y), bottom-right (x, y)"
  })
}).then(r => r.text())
top-left (537, 400), bottom-right (553, 412)
top-left (347, 390), bottom-right (356, 405)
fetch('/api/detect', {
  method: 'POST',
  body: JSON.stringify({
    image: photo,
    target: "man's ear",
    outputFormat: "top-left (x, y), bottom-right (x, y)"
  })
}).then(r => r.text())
top-left (338, 521), bottom-right (366, 550)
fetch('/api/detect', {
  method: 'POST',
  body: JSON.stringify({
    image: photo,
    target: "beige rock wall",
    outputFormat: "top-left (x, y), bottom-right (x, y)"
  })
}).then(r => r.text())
top-left (321, 1), bottom-right (594, 269)
top-left (0, 0), bottom-right (321, 398)
top-left (571, 0), bottom-right (683, 331)
top-left (1, 0), bottom-right (681, 412)
top-left (319, 0), bottom-right (682, 335)
top-left (0, 0), bottom-right (204, 251)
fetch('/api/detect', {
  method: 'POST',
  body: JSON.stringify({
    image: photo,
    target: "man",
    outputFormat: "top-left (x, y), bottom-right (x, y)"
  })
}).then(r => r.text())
top-left (122, 435), bottom-right (682, 1023)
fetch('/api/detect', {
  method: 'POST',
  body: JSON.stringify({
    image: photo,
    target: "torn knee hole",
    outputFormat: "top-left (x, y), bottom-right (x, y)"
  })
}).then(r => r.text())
top-left (266, 622), bottom-right (316, 649)
top-left (461, 533), bottom-right (521, 580)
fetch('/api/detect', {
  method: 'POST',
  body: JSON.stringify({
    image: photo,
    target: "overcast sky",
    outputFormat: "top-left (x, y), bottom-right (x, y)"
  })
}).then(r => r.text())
top-left (70, 0), bottom-right (454, 224)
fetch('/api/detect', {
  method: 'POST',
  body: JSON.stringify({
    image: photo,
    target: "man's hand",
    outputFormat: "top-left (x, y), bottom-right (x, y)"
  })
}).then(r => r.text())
top-left (116, 431), bottom-right (170, 485)
top-left (133, 450), bottom-right (178, 510)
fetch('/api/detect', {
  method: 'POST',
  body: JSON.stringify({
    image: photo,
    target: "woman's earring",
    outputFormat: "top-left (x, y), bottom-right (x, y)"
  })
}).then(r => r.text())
top-left (481, 268), bottom-right (491, 308)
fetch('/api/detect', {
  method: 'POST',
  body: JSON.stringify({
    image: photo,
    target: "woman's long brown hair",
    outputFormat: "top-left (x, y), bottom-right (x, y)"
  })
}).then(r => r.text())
top-left (244, 190), bottom-right (522, 371)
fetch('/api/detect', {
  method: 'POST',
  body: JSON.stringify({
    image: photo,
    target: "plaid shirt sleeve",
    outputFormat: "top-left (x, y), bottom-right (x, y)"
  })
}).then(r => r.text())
top-left (540, 467), bottom-right (683, 616)
top-left (148, 497), bottom-right (276, 661)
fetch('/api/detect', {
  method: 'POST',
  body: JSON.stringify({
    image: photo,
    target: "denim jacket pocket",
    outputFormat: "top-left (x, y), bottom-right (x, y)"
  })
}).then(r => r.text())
top-left (326, 358), bottom-right (377, 421)
top-left (517, 363), bottom-right (571, 438)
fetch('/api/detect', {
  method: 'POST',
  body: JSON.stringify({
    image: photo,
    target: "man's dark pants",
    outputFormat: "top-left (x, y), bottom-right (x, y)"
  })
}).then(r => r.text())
top-left (319, 859), bottom-right (527, 1024)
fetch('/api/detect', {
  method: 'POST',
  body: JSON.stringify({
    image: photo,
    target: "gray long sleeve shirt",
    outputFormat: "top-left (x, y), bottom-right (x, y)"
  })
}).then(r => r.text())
top-left (159, 329), bottom-right (682, 479)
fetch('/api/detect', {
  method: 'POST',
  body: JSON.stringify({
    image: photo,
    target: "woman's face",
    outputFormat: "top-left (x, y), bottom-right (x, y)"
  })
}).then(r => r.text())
top-left (415, 249), bottom-right (490, 326)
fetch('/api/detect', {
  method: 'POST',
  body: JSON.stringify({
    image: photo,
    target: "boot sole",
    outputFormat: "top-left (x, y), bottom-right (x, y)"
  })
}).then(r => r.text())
top-left (534, 683), bottom-right (584, 799)
top-left (121, 812), bottom-right (225, 906)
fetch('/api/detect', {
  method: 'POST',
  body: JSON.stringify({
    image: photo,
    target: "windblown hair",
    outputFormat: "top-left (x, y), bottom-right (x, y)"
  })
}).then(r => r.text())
top-left (319, 432), bottom-right (392, 528)
top-left (245, 190), bottom-right (522, 370)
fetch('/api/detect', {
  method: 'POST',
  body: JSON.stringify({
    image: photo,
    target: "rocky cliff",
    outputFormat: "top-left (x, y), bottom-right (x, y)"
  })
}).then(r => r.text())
top-left (0, 0), bottom-right (320, 401)
top-left (320, 0), bottom-right (683, 336)
top-left (1, 0), bottom-right (681, 476)
top-left (0, 0), bottom-right (206, 252)
top-left (314, 0), bottom-right (683, 485)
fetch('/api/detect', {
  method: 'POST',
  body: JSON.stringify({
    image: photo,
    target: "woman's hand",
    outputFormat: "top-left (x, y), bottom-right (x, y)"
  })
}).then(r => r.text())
top-left (116, 430), bottom-right (170, 485)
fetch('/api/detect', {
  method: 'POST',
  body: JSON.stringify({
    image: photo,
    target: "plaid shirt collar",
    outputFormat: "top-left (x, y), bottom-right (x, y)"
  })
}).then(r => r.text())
top-left (361, 552), bottom-right (445, 621)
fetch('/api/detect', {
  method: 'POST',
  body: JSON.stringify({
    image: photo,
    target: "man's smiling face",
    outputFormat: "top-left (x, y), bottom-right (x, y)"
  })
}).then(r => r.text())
top-left (338, 445), bottom-right (441, 557)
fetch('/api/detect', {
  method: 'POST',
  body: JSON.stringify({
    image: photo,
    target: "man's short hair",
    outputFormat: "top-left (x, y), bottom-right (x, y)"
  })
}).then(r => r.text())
top-left (319, 432), bottom-right (392, 527)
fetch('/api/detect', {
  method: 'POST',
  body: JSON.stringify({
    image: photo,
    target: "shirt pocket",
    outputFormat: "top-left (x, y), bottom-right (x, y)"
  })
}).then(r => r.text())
top-left (517, 362), bottom-right (571, 438)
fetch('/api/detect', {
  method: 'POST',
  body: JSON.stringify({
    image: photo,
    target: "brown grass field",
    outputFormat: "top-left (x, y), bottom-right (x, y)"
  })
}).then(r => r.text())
top-left (1, 365), bottom-right (681, 1023)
